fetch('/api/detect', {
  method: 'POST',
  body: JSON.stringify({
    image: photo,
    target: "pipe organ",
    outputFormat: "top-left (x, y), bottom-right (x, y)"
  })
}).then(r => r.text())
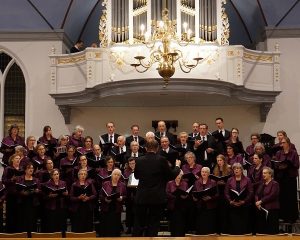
top-left (100, 0), bottom-right (226, 45)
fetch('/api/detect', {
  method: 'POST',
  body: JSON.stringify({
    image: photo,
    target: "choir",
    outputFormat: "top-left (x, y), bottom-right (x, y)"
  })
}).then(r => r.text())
top-left (0, 120), bottom-right (299, 236)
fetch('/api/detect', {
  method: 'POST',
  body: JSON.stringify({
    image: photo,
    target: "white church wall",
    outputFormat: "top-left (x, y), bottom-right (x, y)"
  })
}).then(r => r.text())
top-left (263, 35), bottom-right (300, 149)
top-left (0, 37), bottom-right (69, 140)
top-left (67, 105), bottom-right (263, 148)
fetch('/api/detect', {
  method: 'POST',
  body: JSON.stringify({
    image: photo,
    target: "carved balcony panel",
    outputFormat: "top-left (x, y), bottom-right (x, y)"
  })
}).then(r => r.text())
top-left (49, 45), bottom-right (280, 124)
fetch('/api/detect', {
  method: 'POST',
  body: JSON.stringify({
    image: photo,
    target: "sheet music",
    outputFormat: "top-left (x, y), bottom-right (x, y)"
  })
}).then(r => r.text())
top-left (260, 207), bottom-right (269, 220)
top-left (99, 136), bottom-right (105, 144)
top-left (128, 173), bottom-right (139, 187)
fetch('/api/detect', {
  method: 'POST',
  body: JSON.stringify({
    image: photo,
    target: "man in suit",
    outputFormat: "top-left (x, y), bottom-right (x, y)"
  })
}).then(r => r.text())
top-left (211, 117), bottom-right (230, 154)
top-left (159, 136), bottom-right (179, 168)
top-left (99, 122), bottom-right (120, 155)
top-left (193, 123), bottom-right (219, 169)
top-left (125, 124), bottom-right (146, 147)
top-left (175, 131), bottom-right (193, 162)
top-left (125, 141), bottom-right (143, 163)
top-left (111, 135), bottom-right (127, 168)
top-left (189, 122), bottom-right (200, 139)
top-left (155, 120), bottom-right (175, 145)
top-left (133, 139), bottom-right (181, 237)
top-left (87, 144), bottom-right (105, 169)
top-left (70, 40), bottom-right (84, 53)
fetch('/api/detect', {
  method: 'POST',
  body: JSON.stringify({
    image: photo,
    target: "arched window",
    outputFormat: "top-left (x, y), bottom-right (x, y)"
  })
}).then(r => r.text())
top-left (0, 52), bottom-right (26, 137)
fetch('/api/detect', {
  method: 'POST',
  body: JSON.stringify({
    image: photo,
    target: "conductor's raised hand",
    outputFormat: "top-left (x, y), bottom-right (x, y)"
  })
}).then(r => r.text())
top-left (175, 159), bottom-right (181, 168)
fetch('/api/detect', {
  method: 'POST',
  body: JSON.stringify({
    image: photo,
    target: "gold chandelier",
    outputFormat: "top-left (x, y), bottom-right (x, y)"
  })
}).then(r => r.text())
top-left (130, 9), bottom-right (203, 87)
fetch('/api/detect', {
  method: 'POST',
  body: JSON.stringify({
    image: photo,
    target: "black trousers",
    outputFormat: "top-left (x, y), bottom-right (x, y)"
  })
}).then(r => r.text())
top-left (133, 204), bottom-right (163, 237)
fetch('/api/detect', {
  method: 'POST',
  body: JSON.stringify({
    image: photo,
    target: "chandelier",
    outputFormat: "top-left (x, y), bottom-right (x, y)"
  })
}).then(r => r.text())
top-left (130, 9), bottom-right (203, 87)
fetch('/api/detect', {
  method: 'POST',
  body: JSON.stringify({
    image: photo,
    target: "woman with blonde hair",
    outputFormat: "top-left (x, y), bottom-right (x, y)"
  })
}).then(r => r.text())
top-left (212, 154), bottom-right (232, 233)
top-left (213, 154), bottom-right (232, 177)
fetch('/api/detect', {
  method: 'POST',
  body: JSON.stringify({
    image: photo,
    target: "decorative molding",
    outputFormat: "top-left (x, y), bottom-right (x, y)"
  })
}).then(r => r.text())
top-left (227, 50), bottom-right (234, 57)
top-left (57, 54), bottom-right (86, 65)
top-left (243, 52), bottom-right (273, 63)
top-left (99, 0), bottom-right (108, 47)
top-left (0, 30), bottom-right (73, 48)
top-left (132, 5), bottom-right (147, 16)
top-left (51, 79), bottom-right (280, 122)
top-left (220, 0), bottom-right (229, 45)
top-left (264, 27), bottom-right (300, 39)
top-left (58, 105), bottom-right (71, 124)
top-left (180, 5), bottom-right (196, 16)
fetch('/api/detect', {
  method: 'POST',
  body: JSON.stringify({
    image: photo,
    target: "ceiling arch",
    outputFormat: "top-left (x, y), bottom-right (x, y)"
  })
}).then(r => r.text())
top-left (0, 0), bottom-right (300, 49)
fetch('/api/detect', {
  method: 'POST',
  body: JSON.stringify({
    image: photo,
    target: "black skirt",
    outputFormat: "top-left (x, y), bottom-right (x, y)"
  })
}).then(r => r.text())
top-left (228, 205), bottom-right (251, 234)
top-left (196, 207), bottom-right (217, 235)
top-left (42, 207), bottom-right (67, 233)
top-left (100, 210), bottom-right (121, 237)
top-left (278, 177), bottom-right (298, 223)
top-left (256, 208), bottom-right (279, 234)
top-left (71, 203), bottom-right (94, 233)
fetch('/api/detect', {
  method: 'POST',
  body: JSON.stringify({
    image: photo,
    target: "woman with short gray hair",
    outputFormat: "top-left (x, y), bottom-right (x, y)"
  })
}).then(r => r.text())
top-left (254, 166), bottom-right (279, 234)
top-left (69, 125), bottom-right (85, 148)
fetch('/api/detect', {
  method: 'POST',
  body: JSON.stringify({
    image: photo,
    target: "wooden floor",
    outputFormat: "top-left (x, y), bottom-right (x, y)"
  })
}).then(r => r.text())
top-left (2, 235), bottom-right (300, 240)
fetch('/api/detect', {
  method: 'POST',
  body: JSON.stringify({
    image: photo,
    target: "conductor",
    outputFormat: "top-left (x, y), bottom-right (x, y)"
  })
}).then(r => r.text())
top-left (133, 139), bottom-right (181, 237)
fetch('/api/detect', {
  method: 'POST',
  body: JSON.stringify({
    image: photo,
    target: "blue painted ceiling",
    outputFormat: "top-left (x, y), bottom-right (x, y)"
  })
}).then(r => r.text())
top-left (0, 0), bottom-right (299, 49)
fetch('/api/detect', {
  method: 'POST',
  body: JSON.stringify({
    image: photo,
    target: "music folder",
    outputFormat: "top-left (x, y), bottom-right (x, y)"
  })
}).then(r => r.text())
top-left (56, 146), bottom-right (67, 154)
top-left (102, 187), bottom-right (120, 200)
top-left (243, 159), bottom-right (252, 168)
top-left (209, 174), bottom-right (231, 182)
top-left (1, 141), bottom-right (16, 149)
top-left (7, 168), bottom-right (24, 178)
top-left (182, 172), bottom-right (198, 184)
top-left (192, 185), bottom-right (217, 199)
top-left (172, 185), bottom-right (193, 197)
top-left (16, 182), bottom-right (38, 192)
top-left (127, 173), bottom-right (139, 187)
top-left (73, 184), bottom-right (92, 197)
top-left (260, 207), bottom-right (269, 220)
top-left (0, 186), bottom-right (5, 197)
top-left (42, 185), bottom-right (67, 195)
top-left (229, 188), bottom-right (247, 201)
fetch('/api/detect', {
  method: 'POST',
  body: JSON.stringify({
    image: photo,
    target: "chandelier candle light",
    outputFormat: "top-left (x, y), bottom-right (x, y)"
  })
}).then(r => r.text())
top-left (130, 8), bottom-right (203, 87)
